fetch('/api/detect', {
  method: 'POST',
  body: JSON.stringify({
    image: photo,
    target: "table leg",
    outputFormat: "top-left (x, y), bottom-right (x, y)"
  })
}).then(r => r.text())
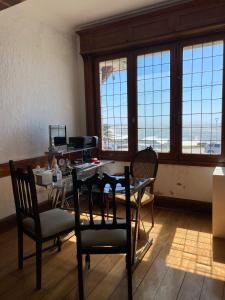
top-left (131, 188), bottom-right (153, 270)
top-left (132, 192), bottom-right (141, 265)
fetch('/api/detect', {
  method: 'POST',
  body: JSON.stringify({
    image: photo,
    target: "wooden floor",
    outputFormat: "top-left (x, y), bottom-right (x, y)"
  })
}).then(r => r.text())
top-left (1, 206), bottom-right (225, 300)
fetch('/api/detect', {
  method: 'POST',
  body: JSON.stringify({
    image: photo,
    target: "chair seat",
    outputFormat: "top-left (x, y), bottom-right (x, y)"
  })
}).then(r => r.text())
top-left (81, 228), bottom-right (127, 249)
top-left (116, 190), bottom-right (154, 206)
top-left (23, 208), bottom-right (75, 239)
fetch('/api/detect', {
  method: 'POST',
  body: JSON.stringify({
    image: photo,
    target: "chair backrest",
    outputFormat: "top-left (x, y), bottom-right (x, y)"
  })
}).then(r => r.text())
top-left (72, 166), bottom-right (131, 234)
top-left (9, 160), bottom-right (41, 232)
top-left (131, 147), bottom-right (158, 179)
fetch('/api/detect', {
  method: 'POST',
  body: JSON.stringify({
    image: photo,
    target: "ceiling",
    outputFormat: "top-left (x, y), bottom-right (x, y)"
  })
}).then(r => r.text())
top-left (0, 0), bottom-right (187, 34)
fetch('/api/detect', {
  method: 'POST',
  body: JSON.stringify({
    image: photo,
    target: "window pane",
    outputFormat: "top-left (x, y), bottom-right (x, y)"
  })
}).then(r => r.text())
top-left (99, 58), bottom-right (128, 151)
top-left (137, 50), bottom-right (170, 152)
top-left (182, 40), bottom-right (224, 155)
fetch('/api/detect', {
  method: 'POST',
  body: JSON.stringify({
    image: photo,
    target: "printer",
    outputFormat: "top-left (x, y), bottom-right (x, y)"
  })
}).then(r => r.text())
top-left (68, 136), bottom-right (98, 149)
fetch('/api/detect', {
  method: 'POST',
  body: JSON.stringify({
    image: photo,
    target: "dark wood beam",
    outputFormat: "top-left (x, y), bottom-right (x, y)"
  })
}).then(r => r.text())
top-left (77, 0), bottom-right (225, 55)
top-left (0, 2), bottom-right (9, 10)
top-left (0, 0), bottom-right (25, 12)
top-left (0, 151), bottom-right (84, 179)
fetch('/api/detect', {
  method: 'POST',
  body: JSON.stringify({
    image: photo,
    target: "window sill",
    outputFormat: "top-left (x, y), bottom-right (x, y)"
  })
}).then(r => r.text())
top-left (100, 152), bottom-right (225, 167)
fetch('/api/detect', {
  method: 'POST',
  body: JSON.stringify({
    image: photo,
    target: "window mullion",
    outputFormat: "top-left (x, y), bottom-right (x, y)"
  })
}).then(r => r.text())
top-left (220, 37), bottom-right (225, 162)
top-left (171, 44), bottom-right (181, 161)
top-left (127, 53), bottom-right (137, 158)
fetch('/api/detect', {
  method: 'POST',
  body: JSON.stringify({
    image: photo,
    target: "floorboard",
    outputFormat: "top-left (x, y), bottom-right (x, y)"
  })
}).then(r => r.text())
top-left (0, 206), bottom-right (225, 300)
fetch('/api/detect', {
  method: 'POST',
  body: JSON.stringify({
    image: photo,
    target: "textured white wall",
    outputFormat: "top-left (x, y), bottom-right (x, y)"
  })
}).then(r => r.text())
top-left (0, 5), bottom-right (86, 219)
top-left (0, 12), bottom-right (86, 163)
top-left (154, 164), bottom-right (213, 202)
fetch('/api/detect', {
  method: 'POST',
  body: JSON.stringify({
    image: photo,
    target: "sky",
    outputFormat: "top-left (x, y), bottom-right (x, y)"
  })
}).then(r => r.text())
top-left (100, 40), bottom-right (224, 149)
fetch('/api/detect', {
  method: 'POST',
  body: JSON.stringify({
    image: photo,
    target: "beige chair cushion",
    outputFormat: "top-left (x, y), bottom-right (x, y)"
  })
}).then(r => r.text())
top-left (80, 218), bottom-right (127, 248)
top-left (23, 208), bottom-right (75, 238)
top-left (116, 190), bottom-right (154, 206)
top-left (81, 228), bottom-right (126, 248)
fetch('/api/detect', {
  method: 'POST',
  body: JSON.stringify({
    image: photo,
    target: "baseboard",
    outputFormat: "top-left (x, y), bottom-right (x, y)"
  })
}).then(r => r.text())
top-left (0, 200), bottom-right (51, 234)
top-left (155, 195), bottom-right (212, 214)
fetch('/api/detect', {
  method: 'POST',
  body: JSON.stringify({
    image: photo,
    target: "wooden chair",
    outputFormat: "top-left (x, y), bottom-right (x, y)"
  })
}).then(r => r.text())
top-left (116, 147), bottom-right (158, 227)
top-left (72, 166), bottom-right (132, 300)
top-left (9, 160), bottom-right (75, 289)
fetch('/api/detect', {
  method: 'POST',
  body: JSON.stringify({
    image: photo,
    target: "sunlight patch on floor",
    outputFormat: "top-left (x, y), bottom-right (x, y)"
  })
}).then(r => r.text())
top-left (165, 227), bottom-right (225, 281)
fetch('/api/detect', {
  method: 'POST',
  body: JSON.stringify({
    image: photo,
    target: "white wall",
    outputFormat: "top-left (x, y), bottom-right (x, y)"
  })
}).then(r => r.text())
top-left (155, 164), bottom-right (214, 202)
top-left (0, 5), bottom-right (86, 219)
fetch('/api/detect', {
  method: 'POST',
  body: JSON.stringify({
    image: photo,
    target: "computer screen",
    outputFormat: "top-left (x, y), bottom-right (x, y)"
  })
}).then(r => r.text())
top-left (49, 125), bottom-right (67, 147)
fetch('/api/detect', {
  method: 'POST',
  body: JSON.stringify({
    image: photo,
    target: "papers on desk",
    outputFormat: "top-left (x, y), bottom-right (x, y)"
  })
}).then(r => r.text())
top-left (74, 163), bottom-right (93, 170)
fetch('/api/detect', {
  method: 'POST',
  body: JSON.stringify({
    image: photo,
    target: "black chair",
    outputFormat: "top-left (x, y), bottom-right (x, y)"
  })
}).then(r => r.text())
top-left (9, 160), bottom-right (75, 289)
top-left (116, 147), bottom-right (158, 226)
top-left (72, 166), bottom-right (132, 300)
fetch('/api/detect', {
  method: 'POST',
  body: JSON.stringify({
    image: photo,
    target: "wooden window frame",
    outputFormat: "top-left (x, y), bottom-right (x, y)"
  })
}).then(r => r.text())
top-left (133, 43), bottom-right (178, 163)
top-left (95, 52), bottom-right (132, 161)
top-left (178, 34), bottom-right (225, 165)
top-left (92, 33), bottom-right (225, 166)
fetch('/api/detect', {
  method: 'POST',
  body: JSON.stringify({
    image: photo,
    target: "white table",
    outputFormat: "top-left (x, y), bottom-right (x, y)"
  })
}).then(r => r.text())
top-left (213, 167), bottom-right (225, 238)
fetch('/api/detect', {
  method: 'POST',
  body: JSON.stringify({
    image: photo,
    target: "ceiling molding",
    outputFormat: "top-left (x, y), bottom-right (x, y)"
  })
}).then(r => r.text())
top-left (76, 0), bottom-right (192, 30)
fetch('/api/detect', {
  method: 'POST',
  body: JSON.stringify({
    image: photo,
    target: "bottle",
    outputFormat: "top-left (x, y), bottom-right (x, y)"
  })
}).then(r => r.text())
top-left (51, 157), bottom-right (58, 169)
top-left (52, 168), bottom-right (57, 183)
top-left (56, 167), bottom-right (62, 181)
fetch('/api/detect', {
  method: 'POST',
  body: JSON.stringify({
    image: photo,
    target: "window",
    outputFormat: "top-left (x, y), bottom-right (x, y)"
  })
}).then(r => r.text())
top-left (182, 40), bottom-right (224, 155)
top-left (95, 36), bottom-right (225, 165)
top-left (137, 50), bottom-right (170, 152)
top-left (99, 58), bottom-right (128, 151)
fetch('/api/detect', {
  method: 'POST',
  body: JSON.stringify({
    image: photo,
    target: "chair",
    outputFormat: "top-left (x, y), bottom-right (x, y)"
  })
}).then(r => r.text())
top-left (9, 160), bottom-right (75, 289)
top-left (72, 166), bottom-right (132, 300)
top-left (116, 147), bottom-right (158, 227)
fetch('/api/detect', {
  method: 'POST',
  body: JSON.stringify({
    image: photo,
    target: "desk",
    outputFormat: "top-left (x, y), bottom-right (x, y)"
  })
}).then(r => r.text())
top-left (36, 160), bottom-right (114, 208)
top-left (213, 167), bottom-right (225, 238)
